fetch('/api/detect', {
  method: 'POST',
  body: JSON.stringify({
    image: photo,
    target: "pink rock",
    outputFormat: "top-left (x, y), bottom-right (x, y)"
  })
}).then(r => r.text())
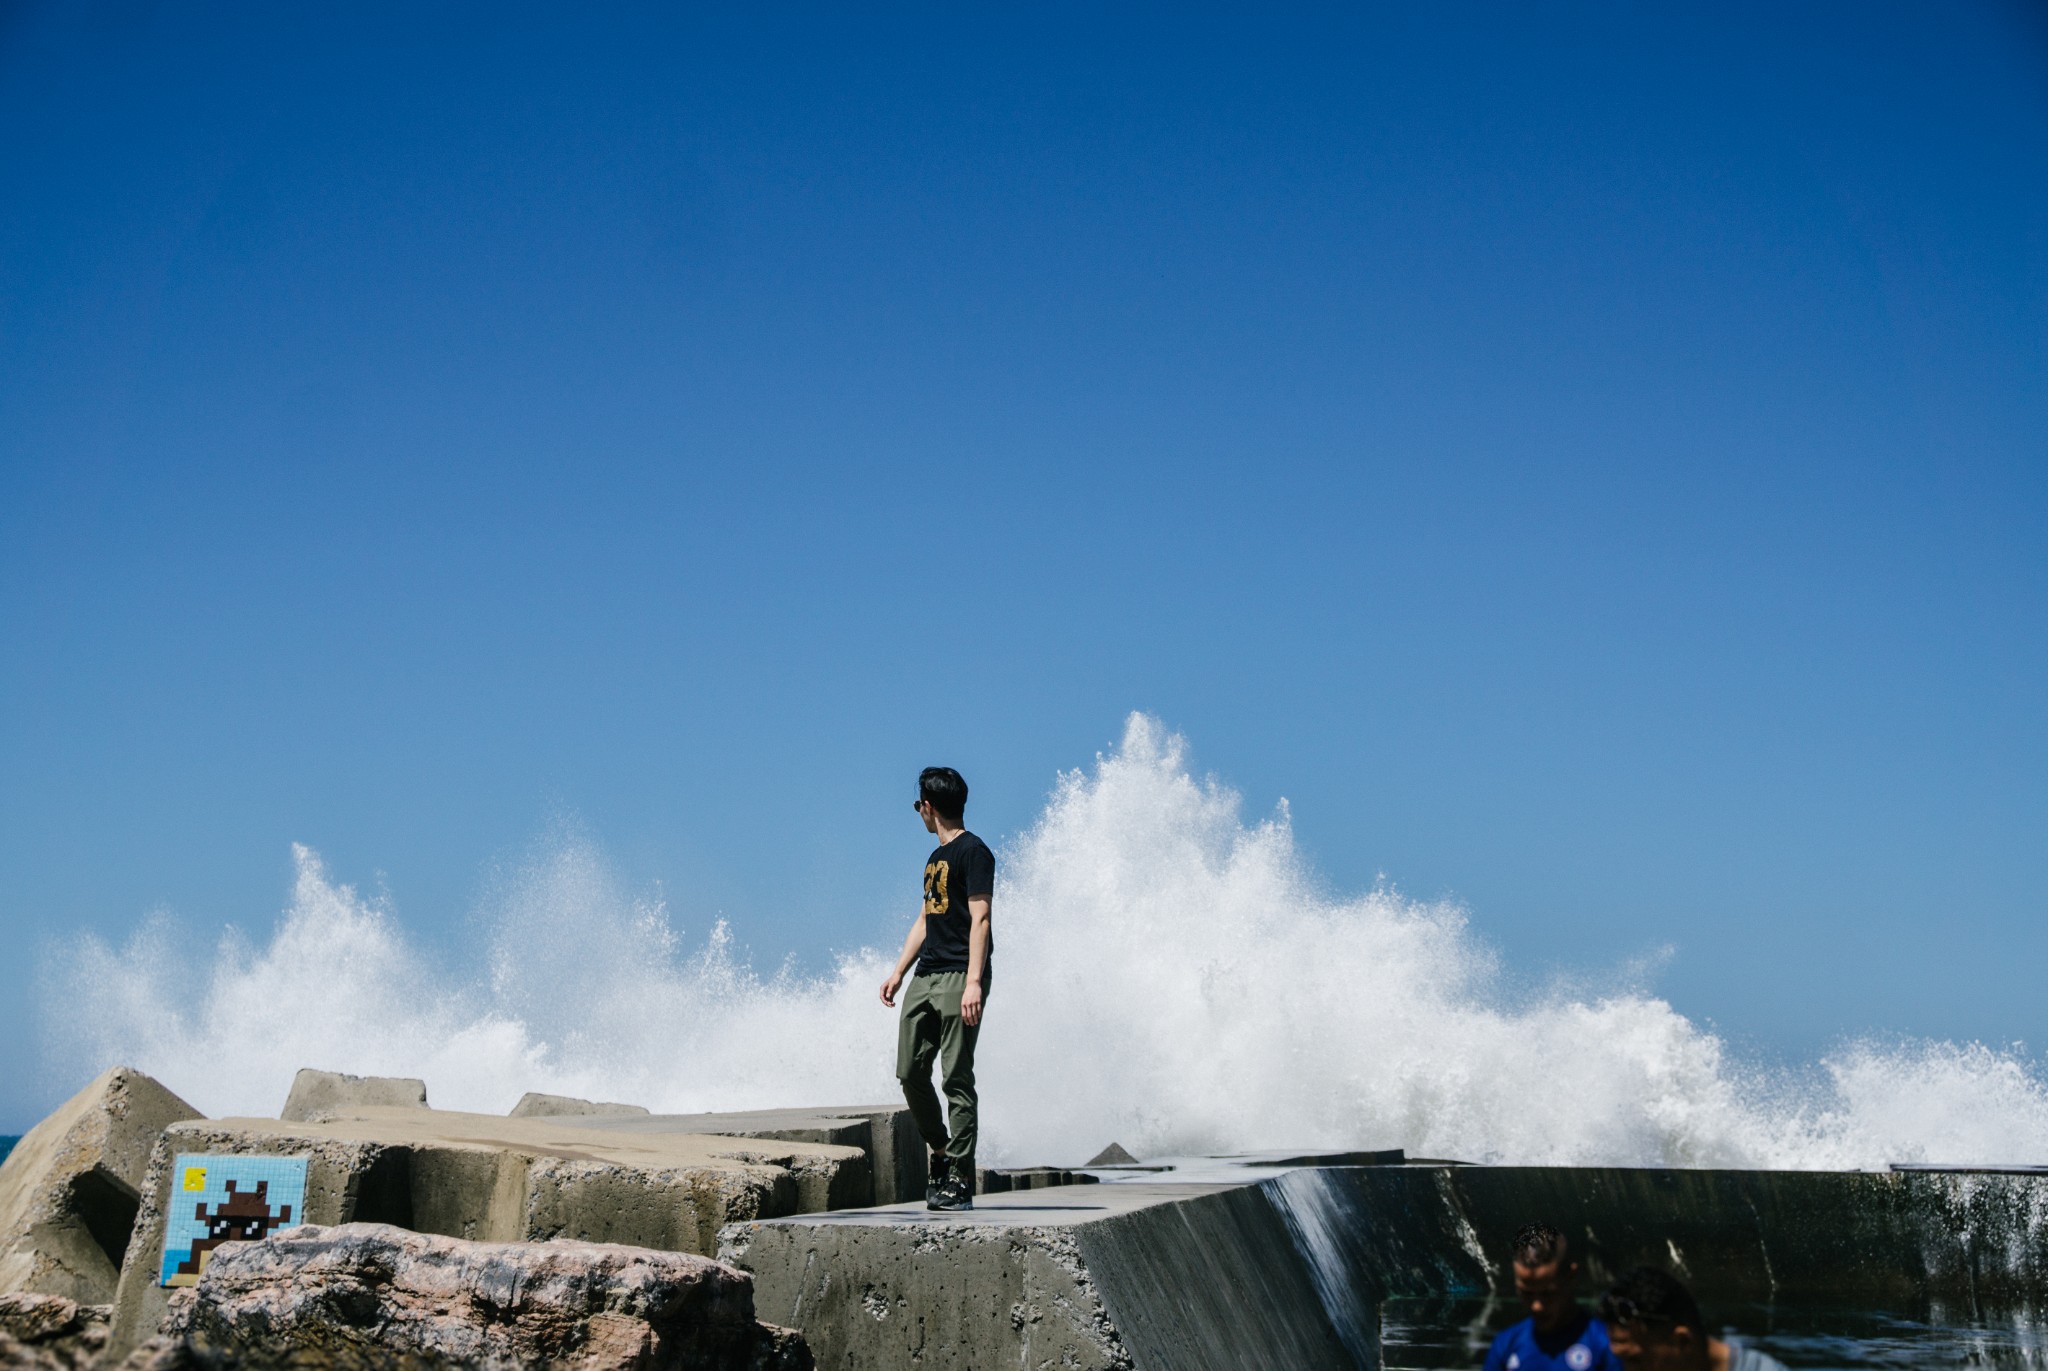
top-left (160, 1223), bottom-right (809, 1370)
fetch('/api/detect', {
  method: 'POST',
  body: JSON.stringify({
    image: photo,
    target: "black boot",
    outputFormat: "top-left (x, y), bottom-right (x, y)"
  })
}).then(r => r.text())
top-left (927, 1162), bottom-right (974, 1211)
top-left (924, 1149), bottom-right (949, 1206)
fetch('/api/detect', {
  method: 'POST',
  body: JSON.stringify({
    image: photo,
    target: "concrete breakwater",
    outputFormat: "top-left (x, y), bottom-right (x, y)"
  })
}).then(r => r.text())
top-left (5, 1065), bottom-right (2048, 1368)
top-left (724, 1159), bottom-right (2048, 1368)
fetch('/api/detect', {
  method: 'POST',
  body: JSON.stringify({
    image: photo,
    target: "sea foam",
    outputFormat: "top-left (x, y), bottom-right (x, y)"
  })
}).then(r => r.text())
top-left (36, 713), bottom-right (2048, 1168)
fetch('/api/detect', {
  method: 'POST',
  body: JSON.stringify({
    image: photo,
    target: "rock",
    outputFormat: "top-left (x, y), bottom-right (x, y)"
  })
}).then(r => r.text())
top-left (508, 1094), bottom-right (651, 1120)
top-left (0, 1068), bottom-right (203, 1303)
top-left (1085, 1142), bottom-right (1139, 1166)
top-left (280, 1073), bottom-right (427, 1124)
top-left (158, 1223), bottom-right (810, 1370)
top-left (0, 1293), bottom-right (110, 1370)
top-left (108, 1109), bottom-right (864, 1360)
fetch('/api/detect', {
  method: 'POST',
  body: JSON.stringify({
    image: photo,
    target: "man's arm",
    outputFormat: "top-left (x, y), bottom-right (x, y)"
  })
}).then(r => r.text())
top-left (960, 894), bottom-right (992, 1026)
top-left (880, 914), bottom-right (926, 1007)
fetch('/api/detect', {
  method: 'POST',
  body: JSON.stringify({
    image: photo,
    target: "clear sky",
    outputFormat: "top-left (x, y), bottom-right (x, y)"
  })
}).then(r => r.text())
top-left (1, 3), bottom-right (2043, 1130)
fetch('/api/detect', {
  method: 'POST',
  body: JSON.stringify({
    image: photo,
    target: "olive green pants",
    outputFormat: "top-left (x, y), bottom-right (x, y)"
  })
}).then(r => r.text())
top-left (895, 971), bottom-right (980, 1168)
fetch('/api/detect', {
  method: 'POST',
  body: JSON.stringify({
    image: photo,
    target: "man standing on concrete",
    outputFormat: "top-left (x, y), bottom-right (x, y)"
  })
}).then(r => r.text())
top-left (879, 766), bottom-right (994, 1212)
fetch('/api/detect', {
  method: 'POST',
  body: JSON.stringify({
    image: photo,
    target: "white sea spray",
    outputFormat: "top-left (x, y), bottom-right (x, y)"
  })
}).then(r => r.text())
top-left (37, 713), bottom-right (2048, 1169)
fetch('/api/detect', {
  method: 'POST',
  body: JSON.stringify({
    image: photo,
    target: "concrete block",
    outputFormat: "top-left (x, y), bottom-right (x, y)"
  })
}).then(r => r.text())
top-left (578, 1106), bottom-right (925, 1206)
top-left (0, 1067), bottom-right (202, 1304)
top-left (279, 1068), bottom-right (427, 1121)
top-left (107, 1107), bottom-right (864, 1360)
top-left (722, 1182), bottom-right (1351, 1370)
top-left (509, 1092), bottom-right (651, 1119)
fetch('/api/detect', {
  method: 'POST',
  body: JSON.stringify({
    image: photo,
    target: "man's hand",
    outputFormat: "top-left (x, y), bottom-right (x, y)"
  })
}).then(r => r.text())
top-left (880, 971), bottom-right (903, 1007)
top-left (960, 978), bottom-right (984, 1027)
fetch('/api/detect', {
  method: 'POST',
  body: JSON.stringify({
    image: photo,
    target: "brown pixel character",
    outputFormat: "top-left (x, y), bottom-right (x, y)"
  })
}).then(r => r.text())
top-left (173, 1179), bottom-right (293, 1279)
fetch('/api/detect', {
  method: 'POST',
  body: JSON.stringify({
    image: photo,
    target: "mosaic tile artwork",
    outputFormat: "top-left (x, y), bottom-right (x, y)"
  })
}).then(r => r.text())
top-left (158, 1153), bottom-right (309, 1287)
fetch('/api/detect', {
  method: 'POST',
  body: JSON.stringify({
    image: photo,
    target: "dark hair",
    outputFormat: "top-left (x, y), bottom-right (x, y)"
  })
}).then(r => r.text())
top-left (1512, 1223), bottom-right (1568, 1266)
top-left (1600, 1266), bottom-right (1703, 1334)
top-left (919, 767), bottom-right (969, 823)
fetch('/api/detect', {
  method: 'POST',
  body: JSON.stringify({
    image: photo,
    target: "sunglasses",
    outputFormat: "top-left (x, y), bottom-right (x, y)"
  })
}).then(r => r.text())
top-left (912, 798), bottom-right (927, 812)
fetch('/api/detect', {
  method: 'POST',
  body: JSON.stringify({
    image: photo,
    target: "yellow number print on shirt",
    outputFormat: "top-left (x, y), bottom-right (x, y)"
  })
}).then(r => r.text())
top-left (923, 860), bottom-right (949, 915)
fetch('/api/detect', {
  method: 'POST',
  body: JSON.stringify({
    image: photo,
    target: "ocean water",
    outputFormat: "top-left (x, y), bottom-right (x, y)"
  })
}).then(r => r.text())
top-left (0, 1135), bottom-right (17, 1167)
top-left (32, 714), bottom-right (2048, 1169)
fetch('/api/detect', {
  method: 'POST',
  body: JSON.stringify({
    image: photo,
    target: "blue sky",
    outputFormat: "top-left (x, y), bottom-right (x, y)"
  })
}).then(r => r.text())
top-left (2, 3), bottom-right (2043, 1129)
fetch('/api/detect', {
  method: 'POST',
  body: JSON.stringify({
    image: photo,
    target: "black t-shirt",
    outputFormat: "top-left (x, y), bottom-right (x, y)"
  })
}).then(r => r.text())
top-left (915, 831), bottom-right (995, 978)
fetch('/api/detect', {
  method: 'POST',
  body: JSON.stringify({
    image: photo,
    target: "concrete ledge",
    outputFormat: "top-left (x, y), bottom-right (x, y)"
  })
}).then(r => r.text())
top-left (579, 1106), bottom-right (924, 1207)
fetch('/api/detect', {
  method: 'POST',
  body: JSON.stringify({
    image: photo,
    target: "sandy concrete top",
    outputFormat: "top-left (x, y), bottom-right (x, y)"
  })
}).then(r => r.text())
top-left (756, 1180), bottom-right (1245, 1230)
top-left (573, 1105), bottom-right (901, 1136)
top-left (188, 1106), bottom-right (863, 1173)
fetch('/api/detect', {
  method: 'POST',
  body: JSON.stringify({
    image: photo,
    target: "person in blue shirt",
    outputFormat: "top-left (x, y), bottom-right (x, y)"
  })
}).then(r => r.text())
top-left (1484, 1224), bottom-right (1625, 1371)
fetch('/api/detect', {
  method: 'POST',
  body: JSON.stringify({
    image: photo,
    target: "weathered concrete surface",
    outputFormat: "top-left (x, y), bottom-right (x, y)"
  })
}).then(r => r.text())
top-left (0, 1068), bottom-right (202, 1303)
top-left (157, 1222), bottom-right (809, 1370)
top-left (0, 1293), bottom-right (110, 1371)
top-left (579, 1107), bottom-right (924, 1208)
top-left (729, 1162), bottom-right (2048, 1371)
top-left (281, 1071), bottom-right (428, 1123)
top-left (509, 1093), bottom-right (651, 1120)
top-left (722, 1188), bottom-right (1141, 1371)
top-left (723, 1182), bottom-right (1360, 1371)
top-left (108, 1108), bottom-right (863, 1360)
